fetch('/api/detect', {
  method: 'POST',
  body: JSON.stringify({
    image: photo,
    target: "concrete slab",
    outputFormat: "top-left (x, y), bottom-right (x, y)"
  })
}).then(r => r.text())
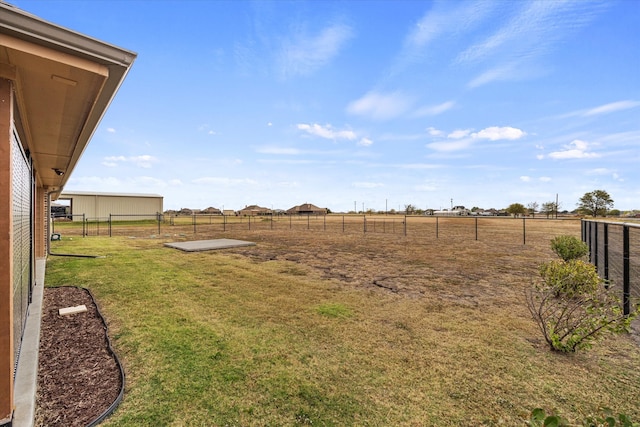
top-left (164, 239), bottom-right (256, 252)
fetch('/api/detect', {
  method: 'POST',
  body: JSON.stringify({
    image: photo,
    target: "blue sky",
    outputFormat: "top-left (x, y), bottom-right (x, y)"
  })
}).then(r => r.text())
top-left (15, 0), bottom-right (640, 212)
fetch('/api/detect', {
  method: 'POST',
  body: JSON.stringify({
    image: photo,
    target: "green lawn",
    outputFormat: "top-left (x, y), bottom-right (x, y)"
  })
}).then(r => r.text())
top-left (43, 226), bottom-right (640, 426)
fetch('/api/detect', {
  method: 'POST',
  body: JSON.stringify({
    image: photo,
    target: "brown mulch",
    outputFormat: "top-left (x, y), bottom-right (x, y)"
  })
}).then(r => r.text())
top-left (35, 287), bottom-right (122, 427)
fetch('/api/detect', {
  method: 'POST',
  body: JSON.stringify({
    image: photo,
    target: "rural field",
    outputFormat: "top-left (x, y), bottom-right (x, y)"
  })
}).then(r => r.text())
top-left (44, 217), bottom-right (640, 426)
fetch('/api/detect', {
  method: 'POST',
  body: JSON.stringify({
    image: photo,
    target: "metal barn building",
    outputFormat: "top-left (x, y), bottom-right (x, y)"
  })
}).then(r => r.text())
top-left (60, 191), bottom-right (163, 221)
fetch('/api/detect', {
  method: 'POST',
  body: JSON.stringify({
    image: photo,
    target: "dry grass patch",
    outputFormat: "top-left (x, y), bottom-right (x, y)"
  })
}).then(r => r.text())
top-left (43, 219), bottom-right (640, 426)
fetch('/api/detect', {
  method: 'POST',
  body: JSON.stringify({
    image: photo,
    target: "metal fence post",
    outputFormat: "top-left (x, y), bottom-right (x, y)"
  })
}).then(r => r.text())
top-left (522, 217), bottom-right (526, 245)
top-left (364, 215), bottom-right (366, 234)
top-left (475, 217), bottom-right (478, 241)
top-left (623, 225), bottom-right (630, 316)
top-left (404, 215), bottom-right (407, 236)
top-left (594, 222), bottom-right (599, 271)
top-left (436, 216), bottom-right (439, 239)
top-left (603, 223), bottom-right (609, 281)
top-left (82, 213), bottom-right (86, 237)
top-left (109, 214), bottom-right (112, 237)
top-left (157, 212), bottom-right (161, 235)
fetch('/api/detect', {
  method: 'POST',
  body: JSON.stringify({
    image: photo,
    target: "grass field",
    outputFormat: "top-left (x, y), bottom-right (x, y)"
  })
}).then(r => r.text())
top-left (44, 218), bottom-right (640, 426)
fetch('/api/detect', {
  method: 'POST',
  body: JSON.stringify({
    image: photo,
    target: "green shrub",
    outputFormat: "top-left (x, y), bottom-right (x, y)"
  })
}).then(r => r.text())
top-left (550, 235), bottom-right (589, 261)
top-left (526, 259), bottom-right (636, 352)
top-left (538, 259), bottom-right (602, 298)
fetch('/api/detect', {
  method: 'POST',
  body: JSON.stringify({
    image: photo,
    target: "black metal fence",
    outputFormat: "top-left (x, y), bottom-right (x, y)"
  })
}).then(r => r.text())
top-left (581, 219), bottom-right (640, 315)
top-left (51, 212), bottom-right (579, 246)
top-left (51, 213), bottom-right (162, 236)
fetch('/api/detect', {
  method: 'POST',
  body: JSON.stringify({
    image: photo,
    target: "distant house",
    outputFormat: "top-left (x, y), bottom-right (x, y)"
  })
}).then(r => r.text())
top-left (201, 207), bottom-right (222, 215)
top-left (238, 205), bottom-right (272, 216)
top-left (223, 209), bottom-right (236, 216)
top-left (431, 205), bottom-right (470, 216)
top-left (287, 203), bottom-right (328, 215)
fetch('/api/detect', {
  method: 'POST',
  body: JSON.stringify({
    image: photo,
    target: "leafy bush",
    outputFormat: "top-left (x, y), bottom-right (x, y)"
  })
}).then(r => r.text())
top-left (538, 259), bottom-right (602, 298)
top-left (526, 260), bottom-right (636, 352)
top-left (551, 235), bottom-right (589, 261)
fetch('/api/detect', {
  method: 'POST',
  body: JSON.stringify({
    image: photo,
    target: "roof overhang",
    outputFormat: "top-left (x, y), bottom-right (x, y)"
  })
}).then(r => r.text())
top-left (0, 2), bottom-right (136, 192)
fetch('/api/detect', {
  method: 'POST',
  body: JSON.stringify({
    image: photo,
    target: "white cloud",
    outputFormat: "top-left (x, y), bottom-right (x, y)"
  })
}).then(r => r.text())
top-left (102, 155), bottom-right (157, 168)
top-left (548, 139), bottom-right (600, 159)
top-left (297, 123), bottom-right (357, 141)
top-left (412, 101), bottom-right (456, 117)
top-left (346, 91), bottom-right (413, 120)
top-left (459, 1), bottom-right (606, 87)
top-left (396, 1), bottom-right (495, 71)
top-left (472, 126), bottom-right (526, 141)
top-left (397, 163), bottom-right (443, 170)
top-left (428, 126), bottom-right (526, 152)
top-left (585, 169), bottom-right (623, 182)
top-left (448, 129), bottom-right (471, 139)
top-left (583, 100), bottom-right (640, 116)
top-left (106, 127), bottom-right (116, 133)
top-left (520, 176), bottom-right (531, 182)
top-left (357, 137), bottom-right (373, 147)
top-left (427, 127), bottom-right (444, 137)
top-left (587, 168), bottom-right (612, 175)
top-left (257, 146), bottom-right (302, 155)
top-left (279, 23), bottom-right (353, 77)
top-left (467, 63), bottom-right (522, 88)
top-left (539, 177), bottom-right (552, 182)
top-left (427, 139), bottom-right (474, 152)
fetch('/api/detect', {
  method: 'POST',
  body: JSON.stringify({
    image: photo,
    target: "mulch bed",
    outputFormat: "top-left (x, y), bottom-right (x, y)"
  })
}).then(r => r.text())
top-left (35, 287), bottom-right (122, 427)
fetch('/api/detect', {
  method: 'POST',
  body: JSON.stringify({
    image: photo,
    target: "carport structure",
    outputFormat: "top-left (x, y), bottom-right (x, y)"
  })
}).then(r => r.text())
top-left (0, 4), bottom-right (136, 424)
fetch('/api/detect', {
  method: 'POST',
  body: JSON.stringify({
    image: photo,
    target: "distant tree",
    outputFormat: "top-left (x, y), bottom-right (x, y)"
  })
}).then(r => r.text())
top-left (506, 203), bottom-right (526, 217)
top-left (607, 209), bottom-right (620, 217)
top-left (404, 204), bottom-right (416, 215)
top-left (577, 190), bottom-right (614, 217)
top-left (471, 206), bottom-right (480, 212)
top-left (541, 201), bottom-right (559, 219)
top-left (527, 202), bottom-right (539, 218)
